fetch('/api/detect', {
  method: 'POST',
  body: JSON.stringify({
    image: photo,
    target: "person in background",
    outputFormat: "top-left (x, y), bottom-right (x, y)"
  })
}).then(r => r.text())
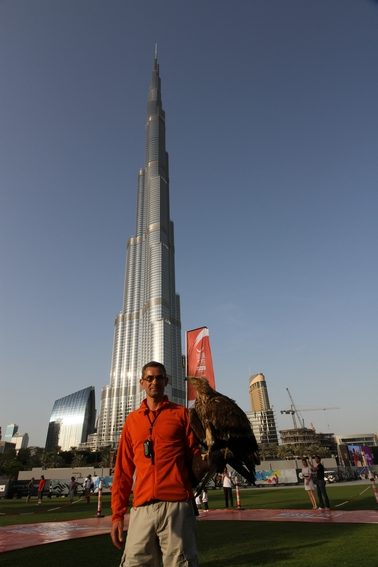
top-left (110, 361), bottom-right (204, 566)
top-left (301, 457), bottom-right (317, 509)
top-left (69, 476), bottom-right (79, 503)
top-left (83, 474), bottom-right (93, 503)
top-left (195, 492), bottom-right (202, 510)
top-left (312, 455), bottom-right (331, 510)
top-left (194, 489), bottom-right (209, 513)
top-left (26, 477), bottom-right (35, 503)
top-left (222, 467), bottom-right (234, 508)
top-left (201, 489), bottom-right (209, 512)
top-left (48, 481), bottom-right (53, 499)
top-left (37, 475), bottom-right (46, 505)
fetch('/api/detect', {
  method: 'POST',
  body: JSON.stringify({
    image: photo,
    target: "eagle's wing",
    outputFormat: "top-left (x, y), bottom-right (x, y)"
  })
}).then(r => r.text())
top-left (197, 393), bottom-right (255, 440)
top-left (192, 390), bottom-right (260, 490)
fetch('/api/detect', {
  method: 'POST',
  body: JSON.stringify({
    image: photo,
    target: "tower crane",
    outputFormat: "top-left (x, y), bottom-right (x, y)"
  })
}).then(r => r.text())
top-left (280, 388), bottom-right (305, 429)
top-left (280, 387), bottom-right (339, 430)
top-left (280, 408), bottom-right (300, 428)
top-left (296, 406), bottom-right (340, 431)
top-left (297, 407), bottom-right (340, 412)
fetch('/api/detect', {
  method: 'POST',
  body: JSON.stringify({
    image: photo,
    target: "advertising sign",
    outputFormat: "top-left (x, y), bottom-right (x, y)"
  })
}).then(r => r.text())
top-left (186, 326), bottom-right (216, 406)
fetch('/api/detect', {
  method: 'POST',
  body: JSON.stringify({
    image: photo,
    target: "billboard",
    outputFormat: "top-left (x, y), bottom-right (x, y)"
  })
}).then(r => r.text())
top-left (347, 444), bottom-right (374, 467)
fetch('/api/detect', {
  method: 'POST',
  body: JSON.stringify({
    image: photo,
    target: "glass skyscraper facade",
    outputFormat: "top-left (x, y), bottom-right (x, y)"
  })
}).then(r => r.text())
top-left (4, 424), bottom-right (18, 442)
top-left (45, 386), bottom-right (96, 451)
top-left (96, 53), bottom-right (185, 447)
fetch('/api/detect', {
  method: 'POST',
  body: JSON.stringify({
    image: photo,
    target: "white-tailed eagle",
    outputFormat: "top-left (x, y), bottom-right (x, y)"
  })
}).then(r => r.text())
top-left (187, 376), bottom-right (260, 491)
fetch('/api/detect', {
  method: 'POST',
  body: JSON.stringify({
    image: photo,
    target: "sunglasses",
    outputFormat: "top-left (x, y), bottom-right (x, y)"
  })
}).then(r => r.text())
top-left (142, 375), bottom-right (166, 383)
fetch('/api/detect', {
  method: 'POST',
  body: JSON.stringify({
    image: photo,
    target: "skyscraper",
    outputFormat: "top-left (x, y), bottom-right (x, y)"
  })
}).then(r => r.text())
top-left (45, 386), bottom-right (96, 452)
top-left (247, 373), bottom-right (278, 444)
top-left (96, 53), bottom-right (185, 447)
top-left (4, 424), bottom-right (18, 442)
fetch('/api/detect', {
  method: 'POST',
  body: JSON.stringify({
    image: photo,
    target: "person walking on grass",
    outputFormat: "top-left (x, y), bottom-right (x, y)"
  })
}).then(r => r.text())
top-left (37, 475), bottom-right (46, 505)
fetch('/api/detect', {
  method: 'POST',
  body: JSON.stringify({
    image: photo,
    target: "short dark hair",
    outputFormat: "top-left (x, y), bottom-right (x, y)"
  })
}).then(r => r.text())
top-left (142, 361), bottom-right (167, 377)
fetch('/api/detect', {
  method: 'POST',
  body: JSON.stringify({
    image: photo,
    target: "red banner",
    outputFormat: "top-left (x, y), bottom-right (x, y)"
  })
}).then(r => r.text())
top-left (186, 327), bottom-right (216, 406)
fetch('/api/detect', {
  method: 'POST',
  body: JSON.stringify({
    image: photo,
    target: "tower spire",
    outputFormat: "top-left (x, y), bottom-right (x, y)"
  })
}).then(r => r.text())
top-left (96, 54), bottom-right (185, 448)
top-left (154, 42), bottom-right (158, 61)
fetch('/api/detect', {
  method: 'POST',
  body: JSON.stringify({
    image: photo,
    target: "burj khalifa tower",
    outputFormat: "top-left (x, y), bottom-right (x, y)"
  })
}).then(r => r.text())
top-left (97, 52), bottom-right (185, 447)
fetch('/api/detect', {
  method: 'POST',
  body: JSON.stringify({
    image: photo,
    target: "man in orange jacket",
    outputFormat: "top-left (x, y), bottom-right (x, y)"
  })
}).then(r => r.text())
top-left (111, 361), bottom-right (202, 566)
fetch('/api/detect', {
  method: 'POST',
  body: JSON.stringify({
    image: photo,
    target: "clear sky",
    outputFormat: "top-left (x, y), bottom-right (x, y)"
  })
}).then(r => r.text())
top-left (1, 0), bottom-right (377, 447)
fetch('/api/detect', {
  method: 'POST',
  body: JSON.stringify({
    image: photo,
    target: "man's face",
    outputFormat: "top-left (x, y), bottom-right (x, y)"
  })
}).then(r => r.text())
top-left (140, 366), bottom-right (168, 400)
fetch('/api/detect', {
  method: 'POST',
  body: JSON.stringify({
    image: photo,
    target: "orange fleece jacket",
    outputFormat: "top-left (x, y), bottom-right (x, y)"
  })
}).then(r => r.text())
top-left (111, 397), bottom-right (200, 522)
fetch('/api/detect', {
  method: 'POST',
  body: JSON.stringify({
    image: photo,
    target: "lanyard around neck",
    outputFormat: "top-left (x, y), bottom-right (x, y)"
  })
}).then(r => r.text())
top-left (146, 410), bottom-right (160, 437)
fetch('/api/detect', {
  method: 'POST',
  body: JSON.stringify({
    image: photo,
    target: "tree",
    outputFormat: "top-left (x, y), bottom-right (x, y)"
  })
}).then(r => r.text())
top-left (15, 448), bottom-right (32, 468)
top-left (72, 451), bottom-right (87, 468)
top-left (42, 448), bottom-right (66, 469)
top-left (0, 448), bottom-right (20, 479)
top-left (258, 443), bottom-right (279, 460)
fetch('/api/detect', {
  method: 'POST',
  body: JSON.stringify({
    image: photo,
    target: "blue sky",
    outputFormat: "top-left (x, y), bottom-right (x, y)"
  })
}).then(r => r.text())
top-left (1, 0), bottom-right (377, 447)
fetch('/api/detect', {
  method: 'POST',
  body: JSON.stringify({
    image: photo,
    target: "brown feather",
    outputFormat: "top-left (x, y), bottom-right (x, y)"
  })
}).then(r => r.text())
top-left (187, 376), bottom-right (260, 489)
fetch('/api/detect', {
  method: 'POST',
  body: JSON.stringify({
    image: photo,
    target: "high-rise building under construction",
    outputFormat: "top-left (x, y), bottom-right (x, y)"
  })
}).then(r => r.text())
top-left (96, 53), bottom-right (185, 447)
top-left (247, 373), bottom-right (278, 444)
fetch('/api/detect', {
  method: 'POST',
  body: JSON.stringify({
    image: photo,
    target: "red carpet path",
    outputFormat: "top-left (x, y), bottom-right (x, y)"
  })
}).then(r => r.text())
top-left (1, 508), bottom-right (377, 553)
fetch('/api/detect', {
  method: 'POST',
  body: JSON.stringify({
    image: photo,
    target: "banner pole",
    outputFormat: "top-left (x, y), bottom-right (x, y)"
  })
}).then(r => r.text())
top-left (185, 331), bottom-right (188, 408)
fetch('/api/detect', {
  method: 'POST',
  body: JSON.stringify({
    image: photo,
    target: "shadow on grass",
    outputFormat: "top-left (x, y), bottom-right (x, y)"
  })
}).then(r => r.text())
top-left (1, 516), bottom-right (377, 567)
top-left (0, 534), bottom-right (122, 567)
top-left (0, 504), bottom-right (378, 567)
top-left (0, 533), bottom-right (325, 567)
top-left (198, 521), bottom-right (378, 566)
top-left (197, 522), bottom-right (328, 566)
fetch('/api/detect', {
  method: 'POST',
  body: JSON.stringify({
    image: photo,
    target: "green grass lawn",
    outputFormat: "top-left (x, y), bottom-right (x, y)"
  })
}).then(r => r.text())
top-left (0, 494), bottom-right (105, 526)
top-left (0, 521), bottom-right (377, 567)
top-left (207, 483), bottom-right (375, 511)
top-left (0, 483), bottom-right (375, 527)
top-left (0, 484), bottom-right (377, 567)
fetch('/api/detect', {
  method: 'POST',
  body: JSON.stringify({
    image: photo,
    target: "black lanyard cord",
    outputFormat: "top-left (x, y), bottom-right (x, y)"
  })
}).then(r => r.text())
top-left (146, 410), bottom-right (160, 436)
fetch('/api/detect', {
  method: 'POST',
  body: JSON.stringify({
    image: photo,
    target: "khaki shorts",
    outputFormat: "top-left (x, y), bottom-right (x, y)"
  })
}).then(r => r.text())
top-left (120, 500), bottom-right (198, 567)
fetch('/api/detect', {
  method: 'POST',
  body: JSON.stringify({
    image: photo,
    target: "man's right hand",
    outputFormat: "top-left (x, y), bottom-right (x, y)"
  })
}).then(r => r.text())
top-left (111, 518), bottom-right (124, 549)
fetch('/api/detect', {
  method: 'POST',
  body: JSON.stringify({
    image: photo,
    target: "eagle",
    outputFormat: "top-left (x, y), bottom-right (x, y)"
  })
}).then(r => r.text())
top-left (187, 376), bottom-right (260, 492)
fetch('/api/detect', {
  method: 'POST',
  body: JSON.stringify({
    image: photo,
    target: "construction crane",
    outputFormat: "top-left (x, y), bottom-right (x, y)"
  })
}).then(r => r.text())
top-left (296, 406), bottom-right (340, 432)
top-left (280, 388), bottom-right (305, 429)
top-left (296, 407), bottom-right (340, 411)
top-left (280, 408), bottom-right (301, 429)
top-left (280, 388), bottom-right (339, 429)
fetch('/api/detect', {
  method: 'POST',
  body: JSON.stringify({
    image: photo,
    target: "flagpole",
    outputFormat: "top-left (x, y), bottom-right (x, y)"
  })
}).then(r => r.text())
top-left (184, 330), bottom-right (188, 408)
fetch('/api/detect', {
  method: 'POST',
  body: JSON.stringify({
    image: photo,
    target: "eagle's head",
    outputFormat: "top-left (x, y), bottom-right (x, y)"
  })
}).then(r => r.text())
top-left (187, 375), bottom-right (214, 394)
